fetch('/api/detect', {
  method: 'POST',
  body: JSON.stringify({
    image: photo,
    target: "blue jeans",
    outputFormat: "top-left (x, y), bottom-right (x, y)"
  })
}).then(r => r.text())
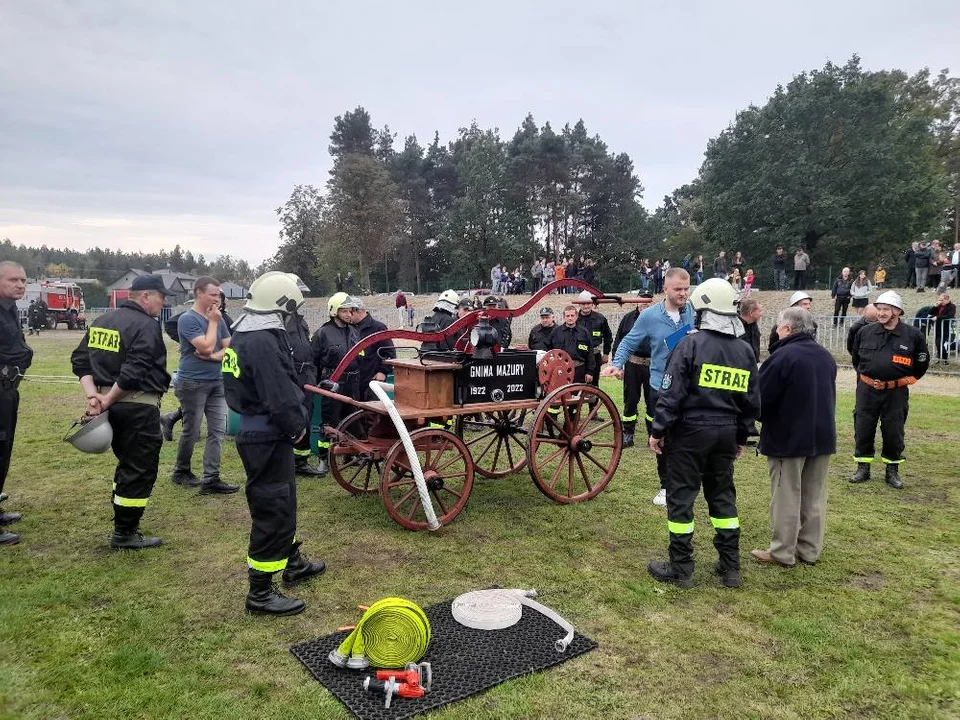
top-left (174, 378), bottom-right (227, 482)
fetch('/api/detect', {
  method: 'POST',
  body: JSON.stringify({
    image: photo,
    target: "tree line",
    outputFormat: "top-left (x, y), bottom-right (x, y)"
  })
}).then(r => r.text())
top-left (269, 109), bottom-right (653, 294)
top-left (0, 239), bottom-right (256, 307)
top-left (271, 55), bottom-right (958, 294)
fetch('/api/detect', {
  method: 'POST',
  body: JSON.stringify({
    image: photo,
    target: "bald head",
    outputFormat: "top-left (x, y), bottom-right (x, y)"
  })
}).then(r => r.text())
top-left (863, 304), bottom-right (879, 323)
top-left (0, 261), bottom-right (27, 301)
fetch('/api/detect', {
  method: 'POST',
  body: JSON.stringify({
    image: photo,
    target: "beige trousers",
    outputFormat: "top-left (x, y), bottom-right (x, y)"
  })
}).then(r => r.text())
top-left (766, 455), bottom-right (831, 565)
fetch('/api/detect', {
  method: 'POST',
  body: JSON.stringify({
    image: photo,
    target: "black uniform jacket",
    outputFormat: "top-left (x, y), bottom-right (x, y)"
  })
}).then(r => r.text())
top-left (612, 309), bottom-right (651, 360)
top-left (71, 300), bottom-right (169, 393)
top-left (312, 320), bottom-right (360, 380)
top-left (491, 317), bottom-right (513, 349)
top-left (223, 328), bottom-right (306, 439)
top-left (548, 323), bottom-right (596, 375)
top-left (577, 311), bottom-right (612, 355)
top-left (852, 320), bottom-right (929, 381)
top-left (651, 329), bottom-right (760, 445)
top-left (846, 317), bottom-right (871, 356)
top-left (527, 323), bottom-right (555, 351)
top-left (758, 333), bottom-right (837, 457)
top-left (285, 312), bottom-right (315, 383)
top-left (353, 312), bottom-right (395, 384)
top-left (0, 300), bottom-right (33, 371)
top-left (741, 320), bottom-right (761, 363)
top-left (419, 309), bottom-right (456, 352)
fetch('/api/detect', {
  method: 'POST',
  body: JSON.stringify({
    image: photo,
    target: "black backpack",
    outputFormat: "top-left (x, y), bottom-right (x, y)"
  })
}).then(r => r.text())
top-left (164, 311), bottom-right (185, 342)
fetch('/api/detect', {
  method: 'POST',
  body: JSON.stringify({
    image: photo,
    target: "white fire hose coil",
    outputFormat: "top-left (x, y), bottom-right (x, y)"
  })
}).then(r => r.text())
top-left (451, 589), bottom-right (575, 652)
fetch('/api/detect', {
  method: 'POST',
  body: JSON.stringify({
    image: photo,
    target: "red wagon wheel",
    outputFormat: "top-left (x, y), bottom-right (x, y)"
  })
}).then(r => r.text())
top-left (330, 410), bottom-right (386, 496)
top-left (527, 384), bottom-right (622, 503)
top-left (456, 409), bottom-right (530, 478)
top-left (381, 428), bottom-right (475, 531)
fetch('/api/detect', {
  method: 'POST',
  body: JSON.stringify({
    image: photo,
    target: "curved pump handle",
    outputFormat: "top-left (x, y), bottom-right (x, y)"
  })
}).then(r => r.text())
top-left (327, 279), bottom-right (603, 382)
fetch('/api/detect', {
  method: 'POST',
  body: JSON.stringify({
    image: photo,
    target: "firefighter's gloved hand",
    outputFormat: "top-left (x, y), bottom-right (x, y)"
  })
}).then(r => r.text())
top-left (319, 380), bottom-right (340, 392)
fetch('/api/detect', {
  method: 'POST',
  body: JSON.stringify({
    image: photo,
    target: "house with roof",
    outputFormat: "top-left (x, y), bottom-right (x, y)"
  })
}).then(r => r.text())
top-left (105, 268), bottom-right (198, 306)
top-left (220, 281), bottom-right (247, 299)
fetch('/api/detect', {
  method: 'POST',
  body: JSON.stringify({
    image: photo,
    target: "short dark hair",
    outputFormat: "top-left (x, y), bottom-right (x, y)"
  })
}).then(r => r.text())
top-left (194, 276), bottom-right (220, 294)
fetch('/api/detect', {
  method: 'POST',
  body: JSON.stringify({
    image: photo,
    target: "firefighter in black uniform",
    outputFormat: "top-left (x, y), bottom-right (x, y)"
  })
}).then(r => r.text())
top-left (612, 292), bottom-right (654, 448)
top-left (483, 295), bottom-right (513, 349)
top-left (312, 292), bottom-right (361, 474)
top-left (647, 278), bottom-right (760, 589)
top-left (527, 307), bottom-right (556, 350)
top-left (575, 291), bottom-right (612, 415)
top-left (0, 261), bottom-right (32, 546)
top-left (285, 290), bottom-right (324, 477)
top-left (419, 290), bottom-right (461, 352)
top-left (350, 297), bottom-right (396, 401)
top-left (223, 272), bottom-right (325, 616)
top-left (71, 274), bottom-right (174, 550)
top-left (849, 291), bottom-right (929, 489)
top-left (548, 305), bottom-right (595, 383)
top-left (27, 299), bottom-right (46, 335)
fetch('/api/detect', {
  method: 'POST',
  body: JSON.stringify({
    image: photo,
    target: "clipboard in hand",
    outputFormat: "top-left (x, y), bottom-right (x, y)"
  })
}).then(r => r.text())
top-left (663, 324), bottom-right (692, 352)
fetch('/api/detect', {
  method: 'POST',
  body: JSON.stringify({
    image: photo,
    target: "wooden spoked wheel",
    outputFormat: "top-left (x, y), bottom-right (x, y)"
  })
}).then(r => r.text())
top-left (527, 384), bottom-right (622, 503)
top-left (380, 428), bottom-right (475, 531)
top-left (329, 410), bottom-right (384, 496)
top-left (456, 409), bottom-right (530, 478)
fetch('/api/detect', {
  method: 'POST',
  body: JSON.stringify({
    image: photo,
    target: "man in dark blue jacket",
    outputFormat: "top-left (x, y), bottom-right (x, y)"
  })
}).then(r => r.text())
top-left (752, 307), bottom-right (837, 567)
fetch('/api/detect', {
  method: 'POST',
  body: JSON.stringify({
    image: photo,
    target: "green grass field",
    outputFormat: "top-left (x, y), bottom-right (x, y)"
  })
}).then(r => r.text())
top-left (1, 333), bottom-right (957, 719)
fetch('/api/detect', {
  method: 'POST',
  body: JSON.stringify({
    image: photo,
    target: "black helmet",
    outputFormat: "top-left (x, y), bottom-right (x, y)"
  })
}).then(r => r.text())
top-left (539, 306), bottom-right (555, 317)
top-left (483, 295), bottom-right (499, 307)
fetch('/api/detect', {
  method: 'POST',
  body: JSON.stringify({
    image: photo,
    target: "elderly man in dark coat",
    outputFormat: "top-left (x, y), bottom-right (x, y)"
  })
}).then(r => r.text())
top-left (752, 307), bottom-right (837, 567)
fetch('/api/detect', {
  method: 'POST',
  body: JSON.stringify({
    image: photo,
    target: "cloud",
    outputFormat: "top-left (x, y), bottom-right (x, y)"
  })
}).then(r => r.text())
top-left (0, 0), bottom-right (957, 262)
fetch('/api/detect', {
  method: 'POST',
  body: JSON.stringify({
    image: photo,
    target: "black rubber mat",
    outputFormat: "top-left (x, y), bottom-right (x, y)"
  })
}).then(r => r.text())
top-left (291, 598), bottom-right (598, 720)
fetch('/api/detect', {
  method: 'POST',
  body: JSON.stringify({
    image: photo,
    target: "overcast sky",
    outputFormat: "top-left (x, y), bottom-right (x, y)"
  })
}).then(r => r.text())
top-left (1, 1), bottom-right (958, 266)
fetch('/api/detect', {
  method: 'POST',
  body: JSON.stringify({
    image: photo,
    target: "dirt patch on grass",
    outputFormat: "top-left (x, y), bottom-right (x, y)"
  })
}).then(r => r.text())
top-left (900, 488), bottom-right (949, 505)
top-left (848, 570), bottom-right (885, 591)
top-left (340, 540), bottom-right (413, 566)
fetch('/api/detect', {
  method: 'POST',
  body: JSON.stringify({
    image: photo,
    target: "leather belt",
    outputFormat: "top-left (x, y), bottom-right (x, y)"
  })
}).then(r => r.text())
top-left (97, 386), bottom-right (163, 406)
top-left (858, 374), bottom-right (916, 390)
top-left (628, 357), bottom-right (650, 366)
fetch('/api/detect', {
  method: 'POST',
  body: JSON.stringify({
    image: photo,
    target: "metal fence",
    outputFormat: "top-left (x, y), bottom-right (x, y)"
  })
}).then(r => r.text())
top-left (74, 306), bottom-right (960, 370)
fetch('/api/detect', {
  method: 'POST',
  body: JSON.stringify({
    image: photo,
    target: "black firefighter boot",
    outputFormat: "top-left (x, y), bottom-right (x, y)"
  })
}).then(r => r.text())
top-left (282, 541), bottom-right (326, 586)
top-left (295, 456), bottom-right (326, 477)
top-left (245, 569), bottom-right (305, 616)
top-left (885, 464), bottom-right (904, 490)
top-left (849, 462), bottom-right (872, 484)
top-left (110, 524), bottom-right (162, 550)
top-left (647, 560), bottom-right (693, 589)
top-left (110, 507), bottom-right (162, 550)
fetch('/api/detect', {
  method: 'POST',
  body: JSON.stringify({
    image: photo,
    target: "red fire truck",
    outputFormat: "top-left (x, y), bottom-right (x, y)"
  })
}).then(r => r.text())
top-left (23, 282), bottom-right (86, 330)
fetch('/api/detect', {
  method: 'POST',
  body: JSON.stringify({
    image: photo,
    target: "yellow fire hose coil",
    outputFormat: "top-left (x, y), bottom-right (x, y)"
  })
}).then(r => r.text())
top-left (328, 597), bottom-right (431, 670)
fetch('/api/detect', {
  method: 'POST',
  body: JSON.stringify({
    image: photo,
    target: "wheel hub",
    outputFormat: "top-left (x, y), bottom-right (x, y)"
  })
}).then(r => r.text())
top-left (573, 437), bottom-right (592, 452)
top-left (423, 471), bottom-right (444, 491)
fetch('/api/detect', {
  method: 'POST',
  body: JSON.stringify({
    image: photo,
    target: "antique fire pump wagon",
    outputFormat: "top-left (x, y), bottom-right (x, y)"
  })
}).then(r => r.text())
top-left (310, 281), bottom-right (652, 531)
